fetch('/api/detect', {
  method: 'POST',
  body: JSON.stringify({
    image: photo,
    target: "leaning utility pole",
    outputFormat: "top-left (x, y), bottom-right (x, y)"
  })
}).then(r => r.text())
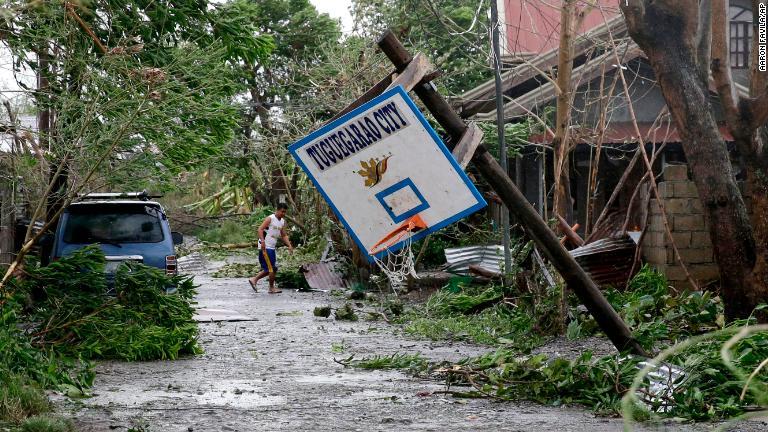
top-left (376, 31), bottom-right (646, 357)
top-left (489, 0), bottom-right (512, 275)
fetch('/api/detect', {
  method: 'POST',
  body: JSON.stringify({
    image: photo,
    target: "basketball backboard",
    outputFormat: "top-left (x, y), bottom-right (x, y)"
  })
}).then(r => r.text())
top-left (289, 85), bottom-right (486, 261)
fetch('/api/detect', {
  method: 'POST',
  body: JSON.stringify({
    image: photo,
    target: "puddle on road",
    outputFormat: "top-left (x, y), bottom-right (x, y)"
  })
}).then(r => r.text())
top-left (81, 379), bottom-right (286, 409)
top-left (294, 372), bottom-right (402, 385)
top-left (193, 391), bottom-right (285, 408)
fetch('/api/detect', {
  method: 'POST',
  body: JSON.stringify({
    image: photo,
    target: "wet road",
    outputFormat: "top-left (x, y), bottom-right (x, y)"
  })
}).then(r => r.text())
top-left (54, 268), bottom-right (767, 432)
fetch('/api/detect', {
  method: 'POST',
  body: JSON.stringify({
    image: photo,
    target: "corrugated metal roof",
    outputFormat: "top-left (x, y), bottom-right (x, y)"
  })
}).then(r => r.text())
top-left (302, 261), bottom-right (352, 290)
top-left (444, 245), bottom-right (504, 275)
top-left (444, 237), bottom-right (636, 287)
top-left (571, 236), bottom-right (637, 287)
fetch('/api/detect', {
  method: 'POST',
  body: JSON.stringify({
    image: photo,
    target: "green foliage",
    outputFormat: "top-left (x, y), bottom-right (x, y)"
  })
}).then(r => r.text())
top-left (18, 415), bottom-right (75, 432)
top-left (348, 353), bottom-right (429, 371)
top-left (12, 246), bottom-right (200, 361)
top-left (1, 245), bottom-right (200, 426)
top-left (403, 304), bottom-right (541, 348)
top-left (576, 266), bottom-right (723, 351)
top-left (0, 374), bottom-right (51, 425)
top-left (211, 0), bottom-right (276, 64)
top-left (313, 305), bottom-right (332, 318)
top-left (2, 0), bottom-right (267, 194)
top-left (351, 0), bottom-right (491, 94)
top-left (478, 120), bottom-right (536, 159)
top-left (425, 286), bottom-right (503, 315)
top-left (398, 240), bottom-right (555, 348)
top-left (628, 324), bottom-right (768, 421)
top-left (0, 293), bottom-right (93, 427)
top-left (334, 303), bottom-right (359, 321)
top-left (196, 220), bottom-right (258, 245)
top-left (450, 350), bottom-right (643, 414)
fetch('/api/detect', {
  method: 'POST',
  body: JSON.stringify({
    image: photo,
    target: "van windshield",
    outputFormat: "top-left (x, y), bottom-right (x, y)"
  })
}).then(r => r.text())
top-left (63, 205), bottom-right (164, 244)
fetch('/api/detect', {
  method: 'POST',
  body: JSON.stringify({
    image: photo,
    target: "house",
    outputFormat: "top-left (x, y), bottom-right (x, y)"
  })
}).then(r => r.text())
top-left (457, 1), bottom-right (756, 288)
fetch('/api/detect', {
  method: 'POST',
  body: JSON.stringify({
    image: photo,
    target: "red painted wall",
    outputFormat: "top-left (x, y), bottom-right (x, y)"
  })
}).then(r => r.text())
top-left (503, 0), bottom-right (619, 56)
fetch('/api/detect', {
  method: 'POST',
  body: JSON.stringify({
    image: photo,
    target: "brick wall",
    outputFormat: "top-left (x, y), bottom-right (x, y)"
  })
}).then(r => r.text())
top-left (642, 164), bottom-right (720, 289)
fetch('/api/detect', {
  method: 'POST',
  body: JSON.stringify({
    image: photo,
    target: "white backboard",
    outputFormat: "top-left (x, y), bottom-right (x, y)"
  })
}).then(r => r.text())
top-left (289, 86), bottom-right (486, 261)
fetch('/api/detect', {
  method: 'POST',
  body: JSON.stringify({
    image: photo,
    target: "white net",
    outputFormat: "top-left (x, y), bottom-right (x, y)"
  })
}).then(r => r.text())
top-left (371, 235), bottom-right (419, 293)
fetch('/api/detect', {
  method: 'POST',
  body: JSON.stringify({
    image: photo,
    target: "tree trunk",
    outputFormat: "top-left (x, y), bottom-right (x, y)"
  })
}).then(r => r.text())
top-left (622, 1), bottom-right (766, 320)
top-left (0, 180), bottom-right (15, 268)
top-left (37, 49), bottom-right (67, 227)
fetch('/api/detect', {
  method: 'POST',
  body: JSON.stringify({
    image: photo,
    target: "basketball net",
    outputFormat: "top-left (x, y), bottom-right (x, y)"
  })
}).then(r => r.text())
top-left (369, 215), bottom-right (427, 292)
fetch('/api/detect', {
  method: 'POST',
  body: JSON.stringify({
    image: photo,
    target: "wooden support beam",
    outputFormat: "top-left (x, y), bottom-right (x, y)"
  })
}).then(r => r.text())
top-left (557, 215), bottom-right (584, 247)
top-left (451, 122), bottom-right (483, 169)
top-left (386, 53), bottom-right (433, 92)
top-left (377, 30), bottom-right (646, 357)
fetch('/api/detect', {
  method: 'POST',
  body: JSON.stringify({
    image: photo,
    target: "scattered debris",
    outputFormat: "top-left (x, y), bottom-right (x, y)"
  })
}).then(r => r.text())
top-left (348, 290), bottom-right (366, 300)
top-left (276, 311), bottom-right (303, 317)
top-left (301, 261), bottom-right (352, 290)
top-left (334, 303), bottom-right (358, 321)
top-left (444, 245), bottom-right (503, 275)
top-left (313, 306), bottom-right (332, 318)
top-left (177, 252), bottom-right (208, 275)
top-left (468, 264), bottom-right (502, 279)
top-left (636, 359), bottom-right (686, 413)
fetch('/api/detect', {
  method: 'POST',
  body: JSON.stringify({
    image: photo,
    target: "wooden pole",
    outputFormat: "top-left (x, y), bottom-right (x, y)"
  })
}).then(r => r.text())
top-left (490, 0), bottom-right (512, 276)
top-left (377, 30), bottom-right (647, 356)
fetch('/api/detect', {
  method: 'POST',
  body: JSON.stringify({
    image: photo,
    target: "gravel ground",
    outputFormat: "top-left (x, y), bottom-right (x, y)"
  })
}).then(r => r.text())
top-left (51, 260), bottom-right (768, 432)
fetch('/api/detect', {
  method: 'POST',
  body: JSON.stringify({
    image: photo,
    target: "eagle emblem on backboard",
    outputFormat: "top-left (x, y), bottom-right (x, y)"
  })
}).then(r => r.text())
top-left (356, 155), bottom-right (392, 187)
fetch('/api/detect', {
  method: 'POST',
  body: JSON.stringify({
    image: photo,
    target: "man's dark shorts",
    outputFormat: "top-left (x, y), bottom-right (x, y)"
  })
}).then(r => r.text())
top-left (259, 248), bottom-right (278, 273)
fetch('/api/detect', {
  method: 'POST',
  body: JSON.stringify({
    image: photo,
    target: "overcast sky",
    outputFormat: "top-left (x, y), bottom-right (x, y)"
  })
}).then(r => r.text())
top-left (310, 0), bottom-right (354, 33)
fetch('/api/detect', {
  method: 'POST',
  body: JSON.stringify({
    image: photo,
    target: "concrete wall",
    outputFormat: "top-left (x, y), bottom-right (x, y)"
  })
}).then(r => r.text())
top-left (642, 164), bottom-right (720, 289)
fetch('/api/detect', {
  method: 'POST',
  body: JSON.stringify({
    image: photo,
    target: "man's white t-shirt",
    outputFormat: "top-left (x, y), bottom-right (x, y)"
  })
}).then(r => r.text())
top-left (259, 214), bottom-right (285, 249)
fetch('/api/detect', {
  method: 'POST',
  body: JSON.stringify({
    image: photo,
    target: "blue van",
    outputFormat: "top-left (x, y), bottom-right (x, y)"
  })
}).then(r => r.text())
top-left (48, 192), bottom-right (183, 288)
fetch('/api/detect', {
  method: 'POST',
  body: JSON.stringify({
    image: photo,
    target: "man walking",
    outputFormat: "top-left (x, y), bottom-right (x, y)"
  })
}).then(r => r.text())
top-left (248, 203), bottom-right (293, 293)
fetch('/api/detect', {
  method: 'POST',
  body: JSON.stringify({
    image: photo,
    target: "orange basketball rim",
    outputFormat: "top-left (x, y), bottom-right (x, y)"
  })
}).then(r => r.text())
top-left (369, 214), bottom-right (428, 256)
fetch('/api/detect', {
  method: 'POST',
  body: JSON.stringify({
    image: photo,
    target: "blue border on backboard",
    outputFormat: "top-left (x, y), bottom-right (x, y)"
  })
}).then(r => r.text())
top-left (288, 85), bottom-right (487, 263)
top-left (375, 177), bottom-right (430, 224)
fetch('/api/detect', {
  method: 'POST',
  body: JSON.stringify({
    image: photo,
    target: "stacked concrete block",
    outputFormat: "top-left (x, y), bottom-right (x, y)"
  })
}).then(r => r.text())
top-left (641, 164), bottom-right (720, 289)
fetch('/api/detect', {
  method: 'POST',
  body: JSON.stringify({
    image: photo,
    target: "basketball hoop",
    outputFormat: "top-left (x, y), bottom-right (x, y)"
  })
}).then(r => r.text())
top-left (370, 215), bottom-right (427, 292)
top-left (287, 86), bottom-right (487, 292)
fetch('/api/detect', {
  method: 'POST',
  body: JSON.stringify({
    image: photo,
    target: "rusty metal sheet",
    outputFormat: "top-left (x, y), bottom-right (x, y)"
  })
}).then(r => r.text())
top-left (302, 261), bottom-right (351, 290)
top-left (570, 236), bottom-right (637, 288)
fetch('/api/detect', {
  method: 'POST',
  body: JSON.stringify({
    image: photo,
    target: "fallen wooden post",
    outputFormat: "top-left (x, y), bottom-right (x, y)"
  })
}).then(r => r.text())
top-left (451, 122), bottom-right (483, 169)
top-left (377, 30), bottom-right (646, 357)
top-left (468, 264), bottom-right (502, 279)
top-left (557, 215), bottom-right (584, 247)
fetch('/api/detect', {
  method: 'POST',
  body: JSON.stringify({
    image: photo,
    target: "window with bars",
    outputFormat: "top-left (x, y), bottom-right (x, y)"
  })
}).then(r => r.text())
top-left (730, 6), bottom-right (753, 69)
